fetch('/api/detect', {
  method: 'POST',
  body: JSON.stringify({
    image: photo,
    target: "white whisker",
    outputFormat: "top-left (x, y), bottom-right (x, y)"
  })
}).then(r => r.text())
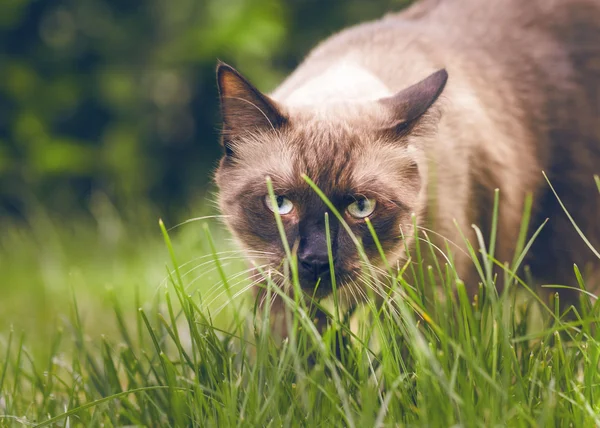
top-left (411, 225), bottom-right (470, 258)
top-left (206, 272), bottom-right (265, 310)
top-left (211, 277), bottom-right (268, 316)
top-left (203, 265), bottom-right (272, 306)
top-left (167, 215), bottom-right (233, 231)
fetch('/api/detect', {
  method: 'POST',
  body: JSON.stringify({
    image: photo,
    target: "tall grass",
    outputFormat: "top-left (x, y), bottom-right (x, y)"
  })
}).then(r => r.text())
top-left (0, 176), bottom-right (599, 427)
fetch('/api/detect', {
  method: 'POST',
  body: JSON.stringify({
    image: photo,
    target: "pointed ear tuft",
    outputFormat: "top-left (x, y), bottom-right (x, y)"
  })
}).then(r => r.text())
top-left (216, 62), bottom-right (286, 150)
top-left (379, 69), bottom-right (448, 134)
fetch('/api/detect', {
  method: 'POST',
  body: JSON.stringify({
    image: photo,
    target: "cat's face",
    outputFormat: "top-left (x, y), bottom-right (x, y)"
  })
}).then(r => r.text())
top-left (214, 63), bottom-right (447, 300)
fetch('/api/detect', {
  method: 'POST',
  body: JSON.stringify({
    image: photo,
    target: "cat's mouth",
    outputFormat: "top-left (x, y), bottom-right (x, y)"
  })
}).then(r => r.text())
top-left (257, 267), bottom-right (350, 296)
top-left (296, 267), bottom-right (359, 298)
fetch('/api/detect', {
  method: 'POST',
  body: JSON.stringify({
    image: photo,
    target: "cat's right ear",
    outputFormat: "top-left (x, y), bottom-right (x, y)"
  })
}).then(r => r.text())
top-left (216, 61), bottom-right (286, 156)
top-left (378, 69), bottom-right (448, 137)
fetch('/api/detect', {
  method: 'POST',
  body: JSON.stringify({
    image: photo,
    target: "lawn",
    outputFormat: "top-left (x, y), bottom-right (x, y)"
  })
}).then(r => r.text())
top-left (1, 181), bottom-right (600, 427)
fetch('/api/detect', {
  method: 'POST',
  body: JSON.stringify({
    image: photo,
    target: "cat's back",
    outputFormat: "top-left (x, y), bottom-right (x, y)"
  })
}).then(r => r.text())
top-left (273, 0), bottom-right (600, 104)
top-left (298, 0), bottom-right (600, 62)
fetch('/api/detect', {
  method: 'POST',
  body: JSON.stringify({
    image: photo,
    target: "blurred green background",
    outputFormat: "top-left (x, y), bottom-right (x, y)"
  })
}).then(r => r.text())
top-left (0, 0), bottom-right (407, 223)
top-left (0, 0), bottom-right (408, 350)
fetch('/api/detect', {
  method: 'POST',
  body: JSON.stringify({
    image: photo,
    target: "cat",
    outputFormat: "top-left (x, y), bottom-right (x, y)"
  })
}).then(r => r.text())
top-left (214, 0), bottom-right (600, 318)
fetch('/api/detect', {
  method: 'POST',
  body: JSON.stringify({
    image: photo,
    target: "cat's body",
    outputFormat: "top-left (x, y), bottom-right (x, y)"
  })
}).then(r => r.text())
top-left (215, 0), bottom-right (600, 311)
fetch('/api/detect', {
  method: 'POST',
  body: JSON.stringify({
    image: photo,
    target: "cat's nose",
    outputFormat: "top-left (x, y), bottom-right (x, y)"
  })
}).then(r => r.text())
top-left (299, 255), bottom-right (332, 280)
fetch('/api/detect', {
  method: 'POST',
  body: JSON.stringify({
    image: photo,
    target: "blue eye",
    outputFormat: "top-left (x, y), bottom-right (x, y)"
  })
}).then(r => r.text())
top-left (265, 195), bottom-right (294, 215)
top-left (347, 197), bottom-right (376, 219)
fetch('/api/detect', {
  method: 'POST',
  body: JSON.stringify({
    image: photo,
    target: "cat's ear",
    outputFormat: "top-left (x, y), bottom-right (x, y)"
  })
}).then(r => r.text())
top-left (378, 69), bottom-right (448, 136)
top-left (216, 61), bottom-right (286, 155)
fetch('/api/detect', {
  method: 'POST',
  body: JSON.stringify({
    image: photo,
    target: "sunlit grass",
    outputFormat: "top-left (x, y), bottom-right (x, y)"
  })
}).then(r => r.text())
top-left (0, 179), bottom-right (599, 426)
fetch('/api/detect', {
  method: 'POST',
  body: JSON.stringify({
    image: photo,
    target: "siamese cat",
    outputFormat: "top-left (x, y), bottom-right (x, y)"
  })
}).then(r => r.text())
top-left (214, 0), bottom-right (600, 317)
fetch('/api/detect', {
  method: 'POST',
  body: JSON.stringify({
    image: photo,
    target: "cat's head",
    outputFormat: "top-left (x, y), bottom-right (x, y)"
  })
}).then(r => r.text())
top-left (214, 62), bottom-right (447, 301)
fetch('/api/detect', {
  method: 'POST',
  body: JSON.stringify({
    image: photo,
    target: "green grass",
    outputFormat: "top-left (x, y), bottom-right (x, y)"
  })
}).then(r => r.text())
top-left (1, 178), bottom-right (599, 427)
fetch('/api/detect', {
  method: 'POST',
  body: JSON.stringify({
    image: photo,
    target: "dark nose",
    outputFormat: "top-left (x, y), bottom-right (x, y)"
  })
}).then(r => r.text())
top-left (297, 219), bottom-right (338, 281)
top-left (299, 255), bottom-right (332, 280)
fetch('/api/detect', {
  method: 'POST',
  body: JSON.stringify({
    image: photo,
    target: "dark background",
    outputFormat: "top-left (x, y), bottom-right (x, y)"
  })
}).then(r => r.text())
top-left (0, 0), bottom-right (409, 224)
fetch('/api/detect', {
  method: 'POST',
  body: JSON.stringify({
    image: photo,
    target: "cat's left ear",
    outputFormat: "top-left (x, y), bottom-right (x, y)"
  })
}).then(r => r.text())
top-left (378, 69), bottom-right (448, 135)
top-left (216, 62), bottom-right (286, 154)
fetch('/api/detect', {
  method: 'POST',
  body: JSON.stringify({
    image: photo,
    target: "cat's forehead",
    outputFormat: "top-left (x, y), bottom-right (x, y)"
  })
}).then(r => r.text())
top-left (230, 120), bottom-right (418, 197)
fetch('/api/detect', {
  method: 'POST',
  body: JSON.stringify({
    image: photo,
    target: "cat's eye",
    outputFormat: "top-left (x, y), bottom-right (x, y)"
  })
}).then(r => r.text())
top-left (265, 195), bottom-right (294, 215)
top-left (347, 197), bottom-right (376, 219)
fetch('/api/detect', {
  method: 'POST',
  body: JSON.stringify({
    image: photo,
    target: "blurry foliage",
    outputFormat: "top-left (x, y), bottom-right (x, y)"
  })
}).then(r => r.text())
top-left (0, 0), bottom-right (407, 222)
